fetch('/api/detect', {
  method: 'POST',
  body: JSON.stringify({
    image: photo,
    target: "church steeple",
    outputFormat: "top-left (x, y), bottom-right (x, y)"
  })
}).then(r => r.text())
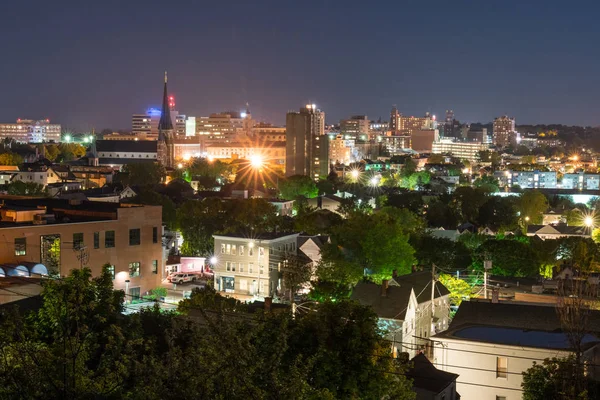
top-left (158, 71), bottom-right (173, 131)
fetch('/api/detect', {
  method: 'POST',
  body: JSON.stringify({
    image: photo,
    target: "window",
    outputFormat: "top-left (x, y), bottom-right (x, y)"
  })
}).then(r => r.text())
top-left (249, 246), bottom-right (254, 256)
top-left (239, 245), bottom-right (244, 256)
top-left (231, 244), bottom-right (237, 255)
top-left (14, 237), bottom-right (26, 256)
top-left (153, 227), bottom-right (158, 244)
top-left (129, 287), bottom-right (141, 300)
top-left (496, 357), bottom-right (508, 379)
top-left (239, 263), bottom-right (244, 273)
top-left (94, 232), bottom-right (100, 249)
top-left (221, 244), bottom-right (225, 254)
top-left (105, 231), bottom-right (115, 248)
top-left (269, 247), bottom-right (274, 255)
top-left (129, 228), bottom-right (141, 246)
top-left (226, 262), bottom-right (231, 272)
top-left (259, 265), bottom-right (264, 275)
top-left (152, 260), bottom-right (158, 274)
top-left (73, 233), bottom-right (84, 250)
top-left (249, 262), bottom-right (254, 273)
top-left (231, 262), bottom-right (236, 272)
top-left (226, 244), bottom-right (231, 254)
top-left (106, 265), bottom-right (115, 279)
top-left (129, 262), bottom-right (140, 277)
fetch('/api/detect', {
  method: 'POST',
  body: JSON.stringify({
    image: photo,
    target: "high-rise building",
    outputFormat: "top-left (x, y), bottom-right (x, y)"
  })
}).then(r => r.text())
top-left (398, 113), bottom-right (436, 135)
top-left (285, 104), bottom-right (327, 180)
top-left (132, 108), bottom-right (181, 138)
top-left (0, 119), bottom-right (61, 143)
top-left (340, 115), bottom-right (369, 140)
top-left (390, 106), bottom-right (400, 133)
top-left (431, 138), bottom-right (489, 163)
top-left (445, 110), bottom-right (454, 125)
top-left (493, 115), bottom-right (517, 148)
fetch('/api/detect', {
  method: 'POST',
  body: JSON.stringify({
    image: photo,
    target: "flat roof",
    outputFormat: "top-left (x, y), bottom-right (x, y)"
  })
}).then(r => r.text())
top-left (452, 325), bottom-right (600, 350)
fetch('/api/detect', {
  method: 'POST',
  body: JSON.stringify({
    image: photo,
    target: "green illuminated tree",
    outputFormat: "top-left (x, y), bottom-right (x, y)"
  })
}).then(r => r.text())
top-left (438, 273), bottom-right (472, 306)
top-left (278, 175), bottom-right (318, 200)
top-left (0, 152), bottom-right (23, 165)
top-left (517, 190), bottom-right (549, 224)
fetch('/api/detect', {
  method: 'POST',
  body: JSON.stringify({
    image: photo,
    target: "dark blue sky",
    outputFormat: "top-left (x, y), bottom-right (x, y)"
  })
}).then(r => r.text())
top-left (2, 0), bottom-right (600, 131)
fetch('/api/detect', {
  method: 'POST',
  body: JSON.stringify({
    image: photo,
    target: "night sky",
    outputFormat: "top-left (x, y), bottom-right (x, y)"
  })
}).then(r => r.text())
top-left (3, 0), bottom-right (600, 131)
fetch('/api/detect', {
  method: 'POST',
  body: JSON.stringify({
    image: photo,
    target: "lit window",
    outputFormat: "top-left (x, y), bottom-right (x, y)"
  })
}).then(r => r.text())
top-left (106, 265), bottom-right (115, 279)
top-left (152, 260), bottom-right (158, 274)
top-left (14, 237), bottom-right (26, 256)
top-left (129, 262), bottom-right (140, 277)
top-left (496, 357), bottom-right (508, 379)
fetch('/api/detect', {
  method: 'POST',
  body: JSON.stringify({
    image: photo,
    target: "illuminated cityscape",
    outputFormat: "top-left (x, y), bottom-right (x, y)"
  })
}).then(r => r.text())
top-left (4, 1), bottom-right (600, 399)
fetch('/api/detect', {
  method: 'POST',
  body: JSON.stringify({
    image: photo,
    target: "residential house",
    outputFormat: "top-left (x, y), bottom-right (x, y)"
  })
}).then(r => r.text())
top-left (432, 301), bottom-right (600, 400)
top-left (527, 224), bottom-right (590, 240)
top-left (11, 166), bottom-right (61, 186)
top-left (350, 272), bottom-right (451, 359)
top-left (269, 199), bottom-right (295, 217)
top-left (407, 353), bottom-right (460, 400)
top-left (307, 195), bottom-right (344, 215)
top-left (212, 232), bottom-right (300, 299)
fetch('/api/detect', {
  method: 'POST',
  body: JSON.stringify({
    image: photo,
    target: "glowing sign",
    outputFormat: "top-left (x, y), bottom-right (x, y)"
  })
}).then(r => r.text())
top-left (147, 108), bottom-right (161, 116)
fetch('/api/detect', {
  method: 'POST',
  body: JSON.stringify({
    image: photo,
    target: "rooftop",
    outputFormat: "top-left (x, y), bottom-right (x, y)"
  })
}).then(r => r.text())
top-left (434, 301), bottom-right (600, 350)
top-left (407, 353), bottom-right (459, 395)
top-left (213, 231), bottom-right (300, 241)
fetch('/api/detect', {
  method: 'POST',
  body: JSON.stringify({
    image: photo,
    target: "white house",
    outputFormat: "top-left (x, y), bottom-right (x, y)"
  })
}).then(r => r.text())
top-left (526, 224), bottom-right (589, 240)
top-left (432, 301), bottom-right (600, 400)
top-left (350, 271), bottom-right (451, 359)
top-left (11, 166), bottom-right (61, 186)
top-left (212, 232), bottom-right (300, 299)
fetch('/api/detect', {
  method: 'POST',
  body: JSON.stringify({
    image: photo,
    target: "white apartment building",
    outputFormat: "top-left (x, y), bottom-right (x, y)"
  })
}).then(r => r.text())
top-left (432, 138), bottom-right (489, 163)
top-left (433, 301), bottom-right (600, 400)
top-left (0, 119), bottom-right (61, 143)
top-left (494, 170), bottom-right (558, 189)
top-left (562, 172), bottom-right (600, 190)
top-left (212, 232), bottom-right (300, 299)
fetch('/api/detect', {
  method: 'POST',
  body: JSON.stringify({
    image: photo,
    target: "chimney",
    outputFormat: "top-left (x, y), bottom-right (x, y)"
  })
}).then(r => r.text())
top-left (264, 297), bottom-right (272, 312)
top-left (381, 280), bottom-right (389, 297)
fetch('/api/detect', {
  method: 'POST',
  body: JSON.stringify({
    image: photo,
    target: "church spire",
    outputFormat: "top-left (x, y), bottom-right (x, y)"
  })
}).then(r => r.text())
top-left (158, 70), bottom-right (173, 132)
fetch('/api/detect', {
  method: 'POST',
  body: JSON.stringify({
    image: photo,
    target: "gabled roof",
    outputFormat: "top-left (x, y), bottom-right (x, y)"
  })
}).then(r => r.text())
top-left (407, 353), bottom-right (459, 394)
top-left (297, 235), bottom-right (329, 249)
top-left (527, 224), bottom-right (587, 236)
top-left (350, 272), bottom-right (450, 320)
top-left (350, 281), bottom-right (413, 320)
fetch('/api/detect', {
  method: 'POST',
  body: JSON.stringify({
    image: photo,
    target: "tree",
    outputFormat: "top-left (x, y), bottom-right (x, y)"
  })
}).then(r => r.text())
top-left (522, 356), bottom-right (598, 399)
top-left (278, 175), bottom-right (318, 200)
top-left (44, 144), bottom-right (60, 162)
top-left (452, 187), bottom-right (489, 223)
top-left (475, 239), bottom-right (540, 277)
top-left (7, 181), bottom-right (47, 196)
top-left (294, 209), bottom-right (343, 235)
top-left (477, 196), bottom-right (518, 230)
top-left (427, 154), bottom-right (445, 164)
top-left (412, 236), bottom-right (472, 272)
top-left (135, 188), bottom-right (177, 230)
top-left (438, 274), bottom-right (472, 306)
top-left (121, 163), bottom-right (166, 186)
top-left (0, 152), bottom-right (23, 165)
top-left (57, 143), bottom-right (86, 161)
top-left (518, 189), bottom-right (549, 224)
top-left (473, 174), bottom-right (500, 193)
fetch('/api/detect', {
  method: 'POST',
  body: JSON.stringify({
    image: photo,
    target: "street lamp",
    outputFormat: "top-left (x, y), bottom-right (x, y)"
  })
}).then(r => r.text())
top-left (250, 154), bottom-right (264, 169)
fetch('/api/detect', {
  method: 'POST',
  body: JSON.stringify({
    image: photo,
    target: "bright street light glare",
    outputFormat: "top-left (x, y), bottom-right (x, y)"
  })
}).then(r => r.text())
top-left (350, 169), bottom-right (360, 179)
top-left (585, 216), bottom-right (594, 227)
top-left (370, 176), bottom-right (379, 186)
top-left (210, 256), bottom-right (218, 265)
top-left (250, 155), bottom-right (264, 168)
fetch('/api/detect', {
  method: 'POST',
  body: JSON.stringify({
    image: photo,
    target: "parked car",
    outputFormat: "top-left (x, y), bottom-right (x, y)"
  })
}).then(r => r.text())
top-left (168, 273), bottom-right (197, 284)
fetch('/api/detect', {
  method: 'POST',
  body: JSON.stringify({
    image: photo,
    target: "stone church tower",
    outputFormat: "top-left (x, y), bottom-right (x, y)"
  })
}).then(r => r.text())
top-left (157, 71), bottom-right (174, 167)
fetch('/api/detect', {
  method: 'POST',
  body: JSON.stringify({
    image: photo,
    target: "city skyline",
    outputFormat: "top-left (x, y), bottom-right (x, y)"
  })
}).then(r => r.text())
top-left (4, 1), bottom-right (600, 131)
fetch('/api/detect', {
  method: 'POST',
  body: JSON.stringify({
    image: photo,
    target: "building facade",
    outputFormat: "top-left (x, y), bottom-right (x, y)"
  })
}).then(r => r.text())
top-left (212, 233), bottom-right (300, 298)
top-left (340, 115), bottom-right (369, 140)
top-left (411, 129), bottom-right (439, 153)
top-left (0, 197), bottom-right (163, 297)
top-left (494, 170), bottom-right (558, 189)
top-left (0, 119), bottom-right (61, 143)
top-left (285, 105), bottom-right (327, 179)
top-left (431, 138), bottom-right (489, 162)
top-left (493, 115), bottom-right (517, 148)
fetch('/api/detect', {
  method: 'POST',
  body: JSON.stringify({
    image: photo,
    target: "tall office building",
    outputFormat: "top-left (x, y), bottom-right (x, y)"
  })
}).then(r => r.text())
top-left (0, 119), bottom-right (61, 143)
top-left (398, 113), bottom-right (435, 135)
top-left (340, 115), bottom-right (369, 140)
top-left (390, 106), bottom-right (400, 133)
top-left (493, 115), bottom-right (517, 148)
top-left (286, 104), bottom-right (326, 180)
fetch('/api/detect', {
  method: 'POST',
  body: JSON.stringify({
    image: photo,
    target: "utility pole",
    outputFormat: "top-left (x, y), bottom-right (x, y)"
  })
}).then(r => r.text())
top-left (484, 259), bottom-right (492, 300)
top-left (431, 264), bottom-right (436, 317)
